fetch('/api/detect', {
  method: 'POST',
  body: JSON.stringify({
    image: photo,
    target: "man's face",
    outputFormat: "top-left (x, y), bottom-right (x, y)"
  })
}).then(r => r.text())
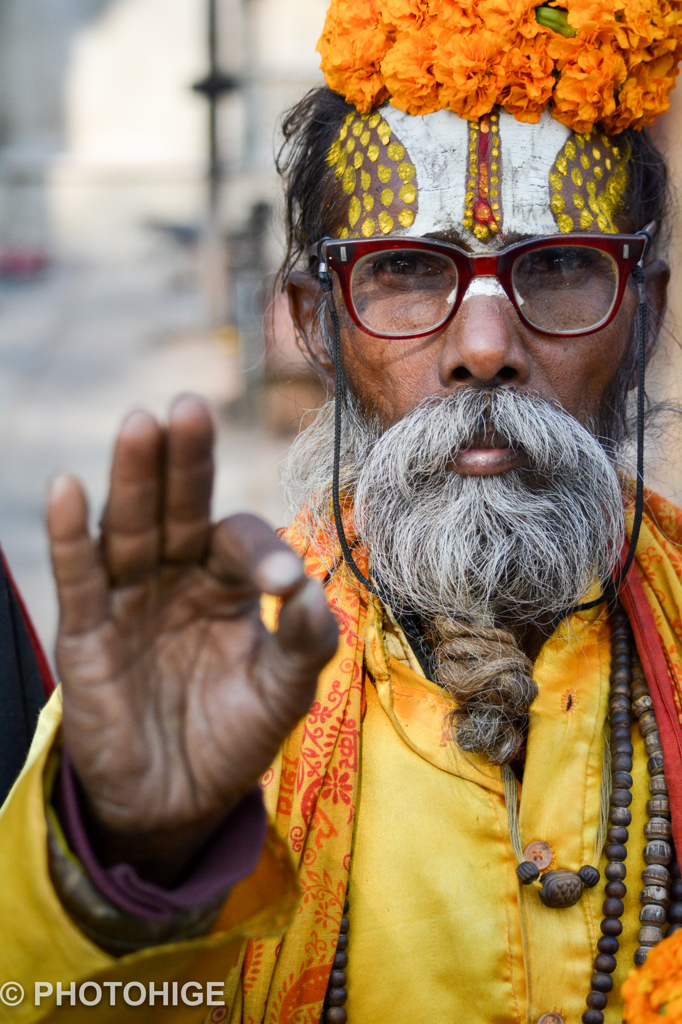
top-left (306, 108), bottom-right (669, 470)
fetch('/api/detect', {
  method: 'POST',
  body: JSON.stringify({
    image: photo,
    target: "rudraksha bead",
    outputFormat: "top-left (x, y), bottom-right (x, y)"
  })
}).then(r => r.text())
top-left (336, 933), bottom-right (348, 952)
top-left (339, 917), bottom-right (349, 934)
top-left (667, 902), bottom-right (682, 924)
top-left (591, 973), bottom-right (613, 993)
top-left (638, 711), bottom-right (659, 735)
top-left (594, 954), bottom-right (617, 974)
top-left (329, 971), bottom-right (347, 988)
top-left (640, 905), bottom-right (666, 926)
top-left (611, 754), bottom-right (633, 772)
top-left (642, 864), bottom-right (671, 887)
top-left (645, 818), bottom-right (672, 841)
top-left (586, 991), bottom-right (608, 1010)
top-left (602, 898), bottom-right (624, 918)
top-left (644, 840), bottom-right (672, 864)
top-left (610, 712), bottom-right (632, 728)
top-left (611, 739), bottom-right (634, 756)
top-left (326, 989), bottom-right (347, 1007)
top-left (610, 789), bottom-right (632, 807)
top-left (325, 1009), bottom-right (347, 1024)
top-left (605, 880), bottom-right (626, 899)
top-left (640, 885), bottom-right (671, 907)
top-left (333, 952), bottom-right (348, 969)
top-left (600, 917), bottom-right (623, 936)
top-left (647, 798), bottom-right (671, 820)
top-left (638, 925), bottom-right (664, 945)
top-left (607, 825), bottom-right (628, 843)
top-left (610, 726), bottom-right (631, 742)
top-left (597, 936), bottom-right (619, 954)
top-left (605, 861), bottom-right (626, 881)
top-left (609, 806), bottom-right (632, 826)
top-left (612, 772), bottom-right (633, 790)
top-left (604, 843), bottom-right (627, 861)
top-left (582, 1010), bottom-right (604, 1024)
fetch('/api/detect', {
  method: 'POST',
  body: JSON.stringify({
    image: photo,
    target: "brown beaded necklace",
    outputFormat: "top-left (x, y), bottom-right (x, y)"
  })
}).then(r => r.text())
top-left (319, 604), bottom-right (680, 1024)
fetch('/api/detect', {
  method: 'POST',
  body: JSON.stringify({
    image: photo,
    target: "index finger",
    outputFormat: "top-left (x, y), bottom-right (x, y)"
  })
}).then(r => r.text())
top-left (206, 513), bottom-right (306, 598)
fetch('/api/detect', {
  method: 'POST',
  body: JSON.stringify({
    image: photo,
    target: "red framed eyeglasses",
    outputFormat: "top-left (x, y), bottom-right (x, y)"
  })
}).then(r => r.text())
top-left (315, 233), bottom-right (647, 340)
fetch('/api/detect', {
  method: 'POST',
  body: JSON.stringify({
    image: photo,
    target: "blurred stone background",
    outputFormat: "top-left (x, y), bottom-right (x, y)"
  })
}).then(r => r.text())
top-left (0, 0), bottom-right (679, 659)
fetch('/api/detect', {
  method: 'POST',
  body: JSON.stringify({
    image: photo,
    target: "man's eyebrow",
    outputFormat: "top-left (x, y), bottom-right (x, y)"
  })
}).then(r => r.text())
top-left (423, 228), bottom-right (558, 249)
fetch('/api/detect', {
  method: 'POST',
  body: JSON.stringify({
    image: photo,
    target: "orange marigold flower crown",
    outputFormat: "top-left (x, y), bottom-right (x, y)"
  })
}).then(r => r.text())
top-left (317, 0), bottom-right (682, 134)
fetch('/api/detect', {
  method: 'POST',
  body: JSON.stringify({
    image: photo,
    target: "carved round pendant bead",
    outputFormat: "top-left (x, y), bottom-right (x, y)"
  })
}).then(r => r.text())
top-left (540, 870), bottom-right (584, 908)
top-left (578, 866), bottom-right (601, 889)
top-left (517, 861), bottom-right (541, 885)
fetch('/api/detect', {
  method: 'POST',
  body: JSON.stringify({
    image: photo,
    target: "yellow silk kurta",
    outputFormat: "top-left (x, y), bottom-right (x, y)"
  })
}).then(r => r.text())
top-left (347, 603), bottom-right (648, 1024)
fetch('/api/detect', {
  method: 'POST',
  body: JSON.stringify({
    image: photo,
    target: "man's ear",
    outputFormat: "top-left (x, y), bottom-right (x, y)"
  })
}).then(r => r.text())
top-left (287, 272), bottom-right (335, 386)
top-left (644, 258), bottom-right (670, 365)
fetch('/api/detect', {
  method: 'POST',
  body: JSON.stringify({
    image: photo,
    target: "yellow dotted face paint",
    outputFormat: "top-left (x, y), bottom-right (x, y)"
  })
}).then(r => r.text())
top-left (326, 113), bottom-right (419, 239)
top-left (549, 131), bottom-right (629, 235)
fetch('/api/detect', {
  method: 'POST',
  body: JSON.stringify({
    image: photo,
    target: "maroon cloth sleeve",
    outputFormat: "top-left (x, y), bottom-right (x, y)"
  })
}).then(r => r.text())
top-left (55, 753), bottom-right (268, 923)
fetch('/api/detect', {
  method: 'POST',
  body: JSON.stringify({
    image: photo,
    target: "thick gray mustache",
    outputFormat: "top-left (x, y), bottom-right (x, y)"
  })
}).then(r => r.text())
top-left (352, 386), bottom-right (625, 622)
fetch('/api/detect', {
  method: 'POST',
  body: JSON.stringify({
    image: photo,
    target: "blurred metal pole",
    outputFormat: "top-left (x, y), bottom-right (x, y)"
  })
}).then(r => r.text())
top-left (193, 0), bottom-right (239, 328)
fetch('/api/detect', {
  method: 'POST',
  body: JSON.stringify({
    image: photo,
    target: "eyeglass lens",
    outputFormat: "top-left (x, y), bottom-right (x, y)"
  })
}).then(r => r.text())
top-left (349, 245), bottom-right (619, 336)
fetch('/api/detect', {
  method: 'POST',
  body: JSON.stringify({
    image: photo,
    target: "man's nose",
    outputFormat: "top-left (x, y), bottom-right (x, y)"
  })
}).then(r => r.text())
top-left (437, 279), bottom-right (530, 387)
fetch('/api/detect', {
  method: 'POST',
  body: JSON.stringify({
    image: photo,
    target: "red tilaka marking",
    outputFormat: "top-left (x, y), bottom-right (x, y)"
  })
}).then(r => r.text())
top-left (463, 112), bottom-right (502, 242)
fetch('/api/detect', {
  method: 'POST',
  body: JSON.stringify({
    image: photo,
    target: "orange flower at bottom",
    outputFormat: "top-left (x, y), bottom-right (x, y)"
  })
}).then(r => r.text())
top-left (434, 29), bottom-right (509, 119)
top-left (623, 930), bottom-right (682, 1023)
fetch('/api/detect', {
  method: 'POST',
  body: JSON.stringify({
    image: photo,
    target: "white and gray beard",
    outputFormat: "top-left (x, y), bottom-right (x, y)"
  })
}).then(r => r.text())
top-left (282, 386), bottom-right (626, 762)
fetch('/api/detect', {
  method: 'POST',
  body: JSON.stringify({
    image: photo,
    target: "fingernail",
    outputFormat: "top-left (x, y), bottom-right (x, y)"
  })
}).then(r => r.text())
top-left (49, 473), bottom-right (73, 500)
top-left (121, 409), bottom-right (157, 436)
top-left (257, 550), bottom-right (304, 592)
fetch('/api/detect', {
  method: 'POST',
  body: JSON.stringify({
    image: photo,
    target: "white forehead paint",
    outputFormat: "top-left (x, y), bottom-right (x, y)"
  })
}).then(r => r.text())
top-left (462, 277), bottom-right (507, 300)
top-left (381, 106), bottom-right (571, 247)
top-left (498, 111), bottom-right (571, 237)
top-left (380, 107), bottom-right (470, 240)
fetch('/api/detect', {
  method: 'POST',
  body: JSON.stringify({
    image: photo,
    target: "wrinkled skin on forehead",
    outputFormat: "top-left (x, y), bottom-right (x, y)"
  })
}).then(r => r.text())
top-left (288, 107), bottom-right (669, 437)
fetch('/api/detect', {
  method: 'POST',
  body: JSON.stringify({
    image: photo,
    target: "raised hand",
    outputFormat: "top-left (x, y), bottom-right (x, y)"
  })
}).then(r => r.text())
top-left (47, 395), bottom-right (338, 884)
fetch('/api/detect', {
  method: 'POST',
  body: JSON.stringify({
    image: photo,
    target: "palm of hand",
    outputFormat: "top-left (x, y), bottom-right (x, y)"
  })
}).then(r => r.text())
top-left (48, 398), bottom-right (337, 878)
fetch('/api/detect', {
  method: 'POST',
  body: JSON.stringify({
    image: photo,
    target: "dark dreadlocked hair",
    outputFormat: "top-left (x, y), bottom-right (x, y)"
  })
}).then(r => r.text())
top-left (276, 85), bottom-right (669, 283)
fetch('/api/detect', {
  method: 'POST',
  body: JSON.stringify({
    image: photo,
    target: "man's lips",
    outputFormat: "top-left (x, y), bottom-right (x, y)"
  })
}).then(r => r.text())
top-left (450, 439), bottom-right (528, 476)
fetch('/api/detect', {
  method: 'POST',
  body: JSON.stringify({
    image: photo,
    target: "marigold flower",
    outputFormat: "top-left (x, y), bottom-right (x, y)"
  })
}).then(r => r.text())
top-left (500, 38), bottom-right (556, 118)
top-left (434, 28), bottom-right (508, 117)
top-left (550, 40), bottom-right (625, 130)
top-left (382, 27), bottom-right (442, 112)
top-left (317, 0), bottom-right (390, 111)
top-left (622, 931), bottom-right (682, 1023)
top-left (318, 0), bottom-right (682, 131)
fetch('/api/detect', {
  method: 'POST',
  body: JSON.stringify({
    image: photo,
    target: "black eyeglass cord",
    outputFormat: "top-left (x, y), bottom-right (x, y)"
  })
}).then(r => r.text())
top-left (319, 261), bottom-right (649, 620)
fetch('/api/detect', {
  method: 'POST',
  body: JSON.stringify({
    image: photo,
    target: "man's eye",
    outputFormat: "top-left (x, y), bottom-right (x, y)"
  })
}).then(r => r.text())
top-left (373, 255), bottom-right (441, 277)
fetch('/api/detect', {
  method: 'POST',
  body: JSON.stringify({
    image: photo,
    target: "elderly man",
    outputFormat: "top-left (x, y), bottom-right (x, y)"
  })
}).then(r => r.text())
top-left (2, 1), bottom-right (682, 1021)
